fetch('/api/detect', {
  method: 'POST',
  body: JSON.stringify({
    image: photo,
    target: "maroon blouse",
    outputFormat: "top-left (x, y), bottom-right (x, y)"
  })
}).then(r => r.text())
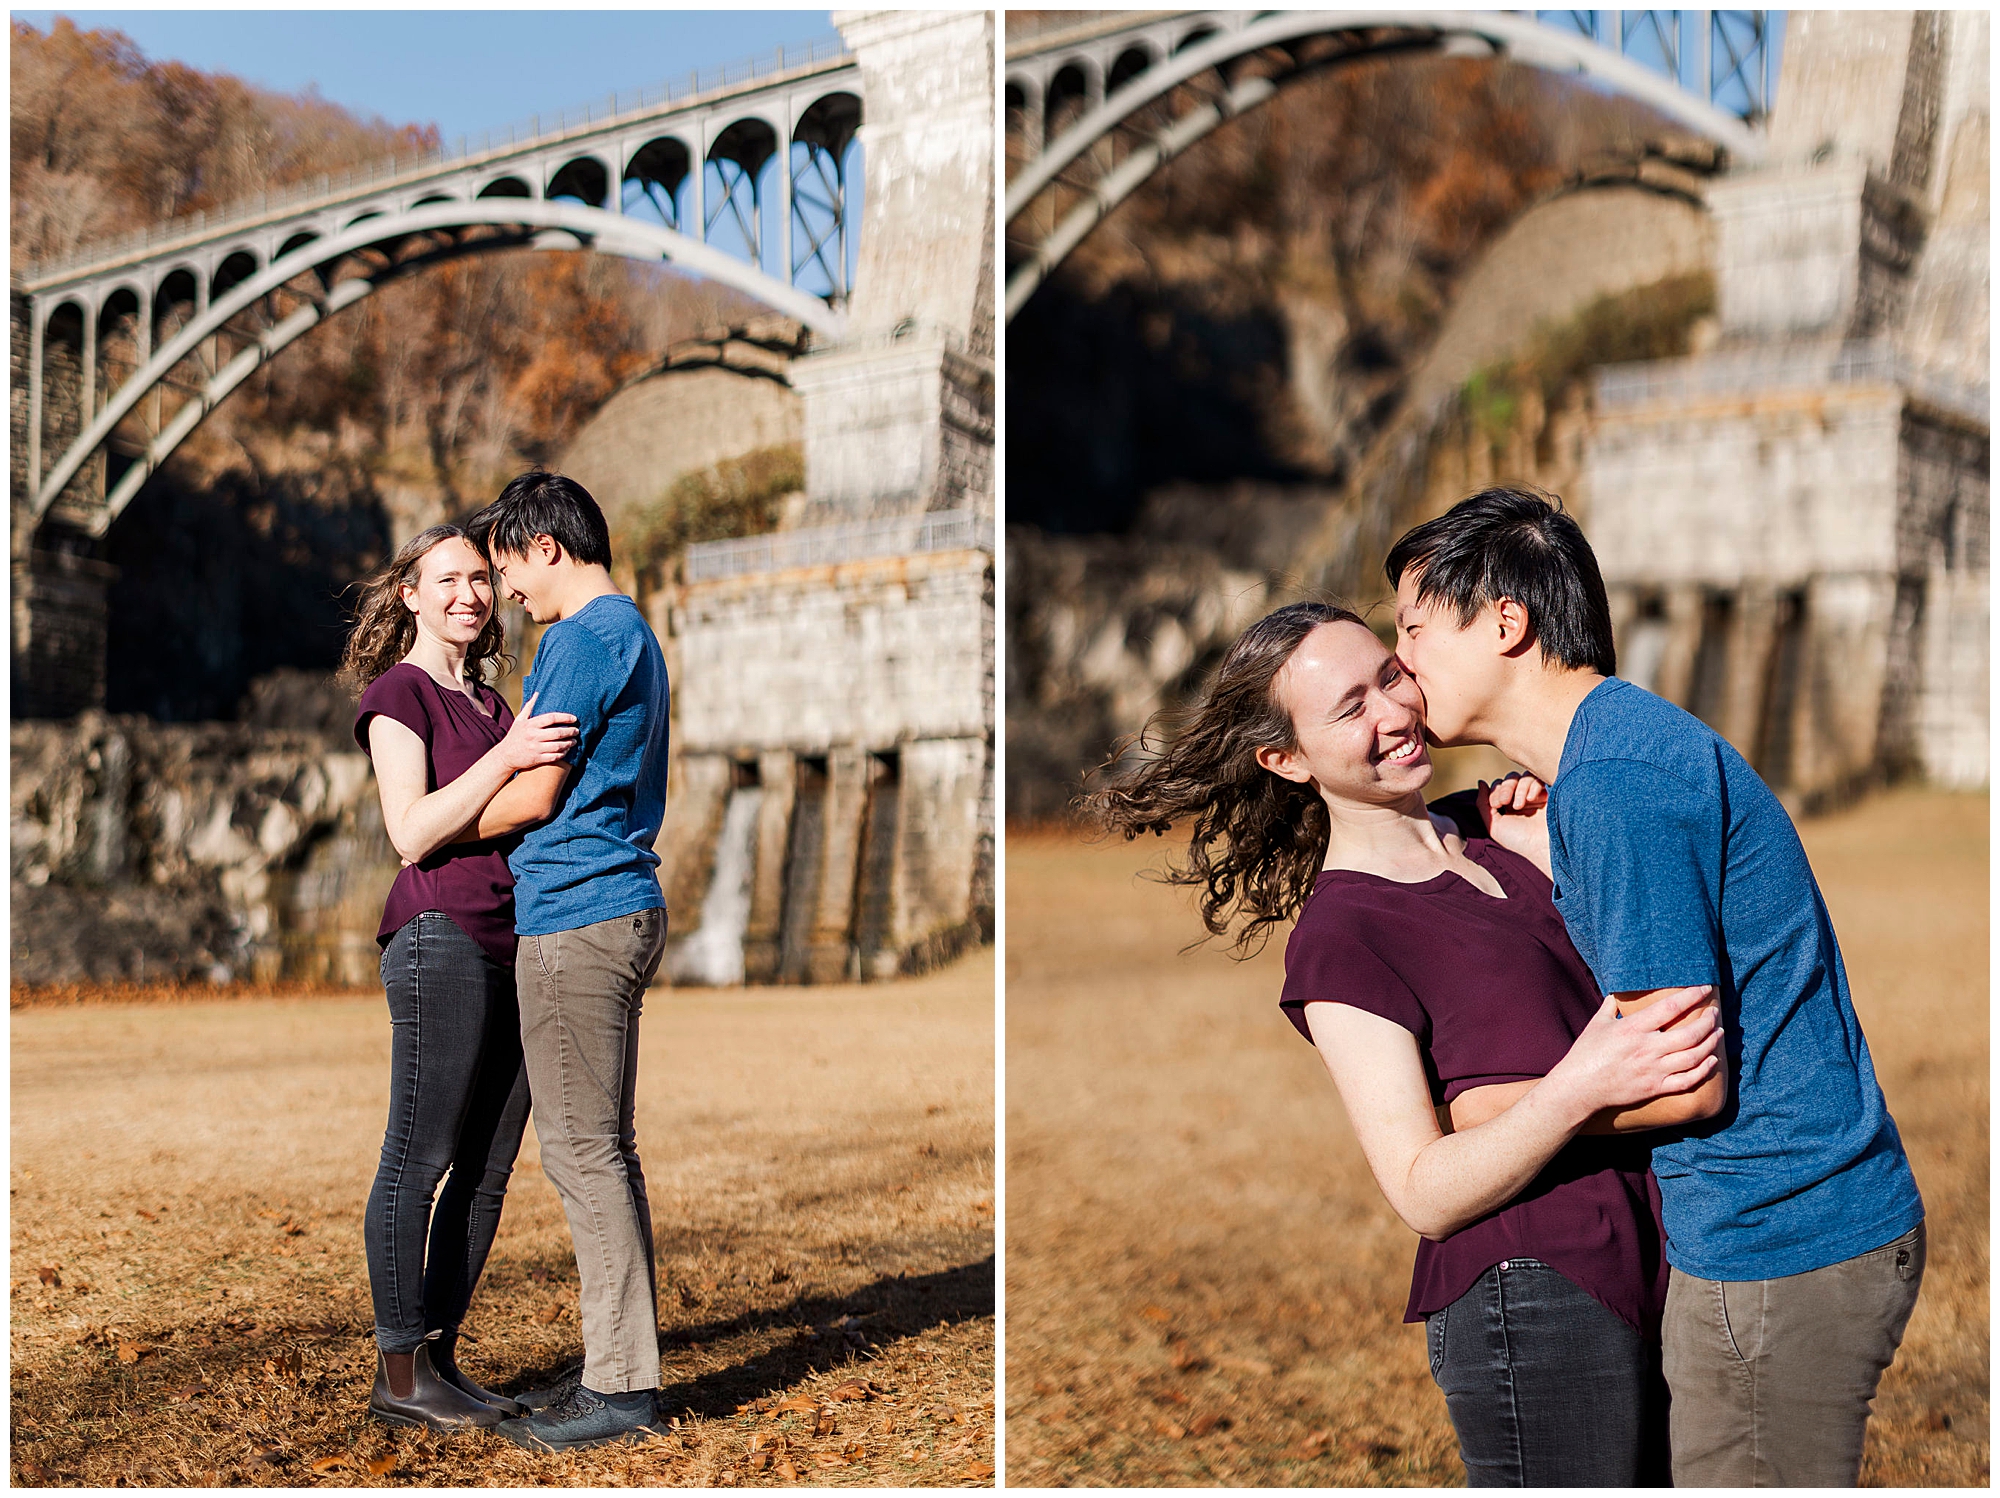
top-left (354, 663), bottom-right (518, 965)
top-left (1279, 823), bottom-right (1668, 1334)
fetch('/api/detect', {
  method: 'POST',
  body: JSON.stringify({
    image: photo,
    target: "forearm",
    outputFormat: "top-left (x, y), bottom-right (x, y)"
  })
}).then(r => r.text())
top-left (383, 751), bottom-right (516, 863)
top-left (1455, 1075), bottom-right (1723, 1136)
top-left (459, 765), bottom-right (565, 841)
top-left (1392, 1082), bottom-right (1590, 1240)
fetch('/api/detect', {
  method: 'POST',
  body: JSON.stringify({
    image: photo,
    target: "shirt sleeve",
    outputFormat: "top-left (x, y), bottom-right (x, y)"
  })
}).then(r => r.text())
top-left (1279, 900), bottom-right (1429, 1046)
top-left (1551, 757), bottom-right (1724, 995)
top-left (354, 669), bottom-right (430, 756)
top-left (522, 623), bottom-right (615, 764)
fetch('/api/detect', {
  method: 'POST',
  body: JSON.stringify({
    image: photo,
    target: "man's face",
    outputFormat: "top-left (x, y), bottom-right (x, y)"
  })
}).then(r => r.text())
top-left (489, 536), bottom-right (560, 622)
top-left (1393, 569), bottom-right (1508, 748)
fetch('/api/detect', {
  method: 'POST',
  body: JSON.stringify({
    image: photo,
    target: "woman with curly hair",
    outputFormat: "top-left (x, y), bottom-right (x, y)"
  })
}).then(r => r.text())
top-left (1084, 601), bottom-right (1721, 1486)
top-left (341, 524), bottom-right (578, 1432)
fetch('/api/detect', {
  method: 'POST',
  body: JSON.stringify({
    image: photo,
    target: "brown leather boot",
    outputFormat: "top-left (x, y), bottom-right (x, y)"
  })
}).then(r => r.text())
top-left (430, 1332), bottom-right (527, 1419)
top-left (369, 1342), bottom-right (505, 1431)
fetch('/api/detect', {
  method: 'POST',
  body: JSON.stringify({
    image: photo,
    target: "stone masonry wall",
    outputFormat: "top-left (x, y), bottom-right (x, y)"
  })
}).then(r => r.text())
top-left (11, 713), bottom-right (395, 986)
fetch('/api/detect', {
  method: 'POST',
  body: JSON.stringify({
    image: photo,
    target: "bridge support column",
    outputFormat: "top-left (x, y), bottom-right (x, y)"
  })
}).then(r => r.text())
top-left (11, 547), bottom-right (117, 720)
top-left (794, 10), bottom-right (995, 527)
top-left (1584, 11), bottom-right (1990, 804)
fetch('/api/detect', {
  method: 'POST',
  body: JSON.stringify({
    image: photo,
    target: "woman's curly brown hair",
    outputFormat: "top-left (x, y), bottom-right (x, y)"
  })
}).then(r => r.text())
top-left (337, 525), bottom-right (512, 696)
top-left (1079, 601), bottom-right (1366, 957)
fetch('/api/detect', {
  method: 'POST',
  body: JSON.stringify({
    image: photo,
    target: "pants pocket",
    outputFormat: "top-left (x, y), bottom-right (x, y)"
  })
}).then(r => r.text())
top-left (1427, 1307), bottom-right (1448, 1383)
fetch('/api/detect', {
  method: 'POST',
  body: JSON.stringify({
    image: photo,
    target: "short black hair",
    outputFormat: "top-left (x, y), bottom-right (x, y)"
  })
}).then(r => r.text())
top-left (466, 470), bottom-right (612, 569)
top-left (1384, 486), bottom-right (1616, 676)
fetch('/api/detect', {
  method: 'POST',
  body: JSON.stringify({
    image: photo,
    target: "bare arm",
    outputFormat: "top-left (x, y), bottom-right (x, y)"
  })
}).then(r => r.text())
top-left (368, 700), bottom-right (576, 864)
top-left (1305, 985), bottom-right (1720, 1241)
top-left (1444, 988), bottom-right (1729, 1135)
top-left (463, 762), bottom-right (570, 840)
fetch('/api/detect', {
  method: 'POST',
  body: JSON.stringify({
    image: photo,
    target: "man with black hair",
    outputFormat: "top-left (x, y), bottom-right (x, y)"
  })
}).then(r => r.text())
top-left (463, 470), bottom-right (670, 1451)
top-left (1386, 486), bottom-right (1924, 1486)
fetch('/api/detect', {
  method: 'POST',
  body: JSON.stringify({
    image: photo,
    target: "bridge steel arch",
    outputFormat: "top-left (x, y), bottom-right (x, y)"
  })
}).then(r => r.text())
top-left (1005, 10), bottom-right (1772, 320)
top-left (27, 199), bottom-right (848, 538)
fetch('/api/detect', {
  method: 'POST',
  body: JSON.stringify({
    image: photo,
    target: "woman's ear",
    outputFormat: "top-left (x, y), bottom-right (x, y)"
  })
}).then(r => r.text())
top-left (1255, 744), bottom-right (1312, 784)
top-left (400, 580), bottom-right (421, 615)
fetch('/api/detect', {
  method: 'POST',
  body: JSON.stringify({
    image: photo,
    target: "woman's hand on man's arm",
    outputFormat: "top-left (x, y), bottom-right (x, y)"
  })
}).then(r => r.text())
top-left (1304, 987), bottom-right (1716, 1241)
top-left (371, 709), bottom-right (572, 866)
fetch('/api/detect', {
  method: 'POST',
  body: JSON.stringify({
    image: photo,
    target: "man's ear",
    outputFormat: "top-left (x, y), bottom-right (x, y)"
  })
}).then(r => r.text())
top-left (533, 533), bottom-right (563, 565)
top-left (1255, 743), bottom-right (1313, 784)
top-left (1492, 597), bottom-right (1539, 659)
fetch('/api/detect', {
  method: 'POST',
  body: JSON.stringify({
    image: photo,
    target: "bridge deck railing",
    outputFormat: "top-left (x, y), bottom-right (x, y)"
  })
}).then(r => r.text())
top-left (684, 509), bottom-right (990, 583)
top-left (24, 36), bottom-right (852, 286)
top-left (1595, 340), bottom-right (1990, 426)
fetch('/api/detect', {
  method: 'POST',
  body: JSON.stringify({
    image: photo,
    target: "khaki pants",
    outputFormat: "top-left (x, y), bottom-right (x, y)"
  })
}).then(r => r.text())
top-left (517, 907), bottom-right (668, 1395)
top-left (1662, 1222), bottom-right (1924, 1486)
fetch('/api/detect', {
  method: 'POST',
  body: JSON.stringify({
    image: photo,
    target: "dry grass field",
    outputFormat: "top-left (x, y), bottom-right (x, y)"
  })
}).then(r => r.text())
top-left (11, 950), bottom-right (995, 1488)
top-left (1005, 788), bottom-right (1988, 1487)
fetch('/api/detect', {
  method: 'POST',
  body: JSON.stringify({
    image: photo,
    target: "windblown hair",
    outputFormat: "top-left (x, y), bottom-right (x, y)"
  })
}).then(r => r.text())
top-left (1079, 601), bottom-right (1366, 957)
top-left (337, 525), bottom-right (511, 696)
top-left (1385, 485), bottom-right (1616, 676)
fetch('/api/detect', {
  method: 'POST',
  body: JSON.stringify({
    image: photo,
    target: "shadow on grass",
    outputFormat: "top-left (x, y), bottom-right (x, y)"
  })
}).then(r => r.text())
top-left (499, 1255), bottom-right (997, 1418)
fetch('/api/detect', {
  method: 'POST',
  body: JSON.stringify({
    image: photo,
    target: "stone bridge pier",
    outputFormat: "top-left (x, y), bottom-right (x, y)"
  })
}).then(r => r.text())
top-left (662, 9), bottom-right (996, 984)
top-left (1584, 10), bottom-right (1988, 805)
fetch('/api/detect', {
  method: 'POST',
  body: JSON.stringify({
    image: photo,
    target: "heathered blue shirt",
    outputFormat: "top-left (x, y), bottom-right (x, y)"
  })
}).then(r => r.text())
top-left (1546, 677), bottom-right (1921, 1282)
top-left (511, 593), bottom-right (669, 937)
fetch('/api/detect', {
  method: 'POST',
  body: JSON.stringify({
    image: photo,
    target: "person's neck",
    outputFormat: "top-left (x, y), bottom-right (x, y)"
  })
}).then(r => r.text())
top-left (1319, 788), bottom-right (1450, 877)
top-left (403, 631), bottom-right (471, 689)
top-left (1473, 668), bottom-right (1607, 781)
top-left (543, 564), bottom-right (622, 623)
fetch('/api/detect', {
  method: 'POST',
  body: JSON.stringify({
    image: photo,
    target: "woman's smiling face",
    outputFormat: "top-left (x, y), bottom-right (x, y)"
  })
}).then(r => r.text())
top-left (401, 536), bottom-right (493, 647)
top-left (1260, 619), bottom-right (1434, 804)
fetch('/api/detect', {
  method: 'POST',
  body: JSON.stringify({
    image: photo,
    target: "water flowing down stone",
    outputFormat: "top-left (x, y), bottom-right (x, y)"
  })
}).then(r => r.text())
top-left (668, 784), bottom-right (764, 987)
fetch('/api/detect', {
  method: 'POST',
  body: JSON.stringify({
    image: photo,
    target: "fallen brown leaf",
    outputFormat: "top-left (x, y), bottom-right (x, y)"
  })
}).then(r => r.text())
top-left (768, 1394), bottom-right (817, 1417)
top-left (309, 1455), bottom-right (356, 1474)
top-left (283, 1220), bottom-right (306, 1236)
top-left (116, 1341), bottom-right (150, 1364)
top-left (773, 1456), bottom-right (798, 1481)
top-left (37, 1265), bottom-right (60, 1287)
top-left (529, 1267), bottom-right (551, 1284)
top-left (1154, 1419), bottom-right (1187, 1439)
top-left (135, 1208), bottom-right (157, 1222)
top-left (365, 1453), bottom-right (398, 1476)
top-left (746, 1451), bottom-right (773, 1472)
top-left (535, 1303), bottom-right (564, 1324)
top-left (960, 1460), bottom-right (996, 1481)
top-left (813, 1452), bottom-right (848, 1469)
top-left (1188, 1412), bottom-right (1229, 1437)
top-left (874, 1416), bottom-right (895, 1435)
top-left (825, 1379), bottom-right (870, 1402)
top-left (1925, 1410), bottom-right (1953, 1432)
top-left (1139, 1304), bottom-right (1171, 1323)
top-left (814, 1408), bottom-right (836, 1438)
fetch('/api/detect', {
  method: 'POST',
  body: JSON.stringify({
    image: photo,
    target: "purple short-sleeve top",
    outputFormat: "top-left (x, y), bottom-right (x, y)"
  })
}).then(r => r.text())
top-left (355, 663), bottom-right (518, 965)
top-left (1280, 824), bottom-right (1667, 1335)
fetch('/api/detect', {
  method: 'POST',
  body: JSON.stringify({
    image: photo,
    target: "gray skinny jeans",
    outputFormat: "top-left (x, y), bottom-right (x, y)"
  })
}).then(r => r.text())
top-left (517, 906), bottom-right (667, 1394)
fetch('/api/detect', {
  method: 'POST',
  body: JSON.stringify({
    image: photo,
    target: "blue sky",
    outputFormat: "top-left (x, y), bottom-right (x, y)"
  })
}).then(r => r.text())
top-left (13, 11), bottom-right (842, 142)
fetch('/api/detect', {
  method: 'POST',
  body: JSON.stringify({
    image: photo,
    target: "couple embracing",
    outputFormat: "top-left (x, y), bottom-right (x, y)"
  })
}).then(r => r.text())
top-left (338, 471), bottom-right (670, 1452)
top-left (1094, 488), bottom-right (1925, 1487)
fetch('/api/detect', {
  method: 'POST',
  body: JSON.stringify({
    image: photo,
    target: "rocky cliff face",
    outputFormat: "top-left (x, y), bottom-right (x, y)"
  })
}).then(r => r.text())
top-left (11, 705), bottom-right (396, 988)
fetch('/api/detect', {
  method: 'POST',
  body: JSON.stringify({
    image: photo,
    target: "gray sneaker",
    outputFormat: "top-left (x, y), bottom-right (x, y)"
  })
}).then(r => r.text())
top-left (514, 1365), bottom-right (585, 1412)
top-left (495, 1384), bottom-right (664, 1453)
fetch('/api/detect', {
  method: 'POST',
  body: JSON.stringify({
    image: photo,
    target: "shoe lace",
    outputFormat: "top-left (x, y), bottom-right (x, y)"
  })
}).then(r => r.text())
top-left (543, 1381), bottom-right (601, 1424)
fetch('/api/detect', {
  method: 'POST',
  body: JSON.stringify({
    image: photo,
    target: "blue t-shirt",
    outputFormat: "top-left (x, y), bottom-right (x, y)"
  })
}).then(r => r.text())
top-left (1546, 677), bottom-right (1921, 1282)
top-left (511, 593), bottom-right (670, 936)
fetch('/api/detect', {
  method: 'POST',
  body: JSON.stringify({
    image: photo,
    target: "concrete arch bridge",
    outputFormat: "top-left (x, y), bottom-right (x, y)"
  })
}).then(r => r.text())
top-left (1005, 9), bottom-right (1780, 318)
top-left (15, 40), bottom-right (864, 549)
